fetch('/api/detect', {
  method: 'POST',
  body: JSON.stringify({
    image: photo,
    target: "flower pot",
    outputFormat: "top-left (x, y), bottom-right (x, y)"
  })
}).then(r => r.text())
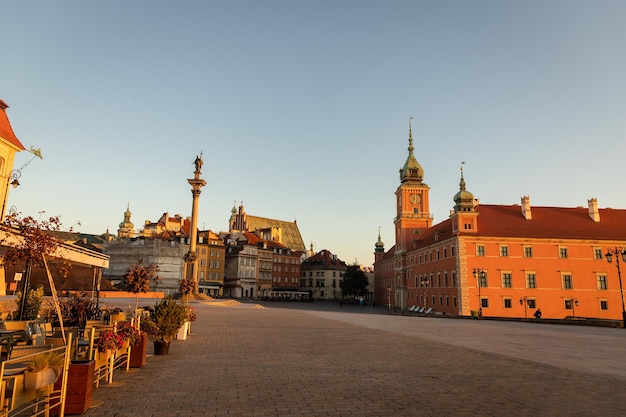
top-left (129, 334), bottom-right (147, 368)
top-left (176, 321), bottom-right (190, 340)
top-left (24, 368), bottom-right (58, 390)
top-left (153, 340), bottom-right (170, 355)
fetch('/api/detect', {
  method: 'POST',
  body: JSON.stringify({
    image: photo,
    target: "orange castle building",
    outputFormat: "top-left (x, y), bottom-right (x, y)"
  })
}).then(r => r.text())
top-left (374, 121), bottom-right (626, 322)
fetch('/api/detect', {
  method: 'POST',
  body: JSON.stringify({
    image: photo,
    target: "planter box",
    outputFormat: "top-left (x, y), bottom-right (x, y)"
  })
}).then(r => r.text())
top-left (24, 368), bottom-right (58, 390)
top-left (52, 360), bottom-right (95, 415)
top-left (109, 313), bottom-right (126, 323)
top-left (129, 334), bottom-right (147, 368)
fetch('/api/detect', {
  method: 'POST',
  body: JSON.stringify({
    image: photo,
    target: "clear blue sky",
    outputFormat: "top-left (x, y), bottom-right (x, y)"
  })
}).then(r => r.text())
top-left (3, 1), bottom-right (626, 267)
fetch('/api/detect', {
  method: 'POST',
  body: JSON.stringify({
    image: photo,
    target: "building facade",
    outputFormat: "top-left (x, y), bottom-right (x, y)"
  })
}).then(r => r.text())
top-left (268, 241), bottom-right (302, 299)
top-left (224, 232), bottom-right (259, 298)
top-left (103, 237), bottom-right (187, 295)
top-left (197, 230), bottom-right (226, 297)
top-left (300, 249), bottom-right (347, 300)
top-left (374, 123), bottom-right (626, 321)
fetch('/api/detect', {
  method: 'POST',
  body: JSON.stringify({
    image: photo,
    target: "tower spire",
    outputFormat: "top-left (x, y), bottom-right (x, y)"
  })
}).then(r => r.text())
top-left (408, 117), bottom-right (414, 155)
top-left (399, 117), bottom-right (424, 184)
top-left (453, 161), bottom-right (475, 213)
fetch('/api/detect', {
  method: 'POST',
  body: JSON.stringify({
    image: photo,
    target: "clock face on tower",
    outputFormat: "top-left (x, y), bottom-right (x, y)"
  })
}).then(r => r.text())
top-left (410, 193), bottom-right (421, 204)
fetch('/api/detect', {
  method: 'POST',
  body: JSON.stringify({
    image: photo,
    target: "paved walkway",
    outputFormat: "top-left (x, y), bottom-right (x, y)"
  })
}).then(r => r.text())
top-left (82, 300), bottom-right (626, 417)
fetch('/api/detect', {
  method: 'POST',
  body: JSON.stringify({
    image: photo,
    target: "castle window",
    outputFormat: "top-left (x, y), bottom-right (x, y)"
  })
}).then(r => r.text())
top-left (500, 246), bottom-right (509, 257)
top-left (502, 273), bottom-right (512, 288)
top-left (559, 247), bottom-right (568, 259)
top-left (600, 300), bottom-right (609, 310)
top-left (477, 245), bottom-right (485, 257)
top-left (524, 246), bottom-right (533, 258)
top-left (597, 274), bottom-right (608, 290)
top-left (594, 248), bottom-right (603, 260)
top-left (526, 273), bottom-right (536, 289)
top-left (562, 274), bottom-right (573, 289)
top-left (478, 272), bottom-right (488, 288)
top-left (504, 298), bottom-right (512, 308)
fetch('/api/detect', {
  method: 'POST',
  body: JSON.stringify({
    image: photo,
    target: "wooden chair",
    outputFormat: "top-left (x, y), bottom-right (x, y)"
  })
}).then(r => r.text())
top-left (8, 345), bottom-right (52, 360)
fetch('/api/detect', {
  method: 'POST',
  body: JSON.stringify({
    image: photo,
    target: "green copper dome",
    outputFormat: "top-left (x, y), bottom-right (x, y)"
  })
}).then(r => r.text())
top-left (453, 166), bottom-right (475, 213)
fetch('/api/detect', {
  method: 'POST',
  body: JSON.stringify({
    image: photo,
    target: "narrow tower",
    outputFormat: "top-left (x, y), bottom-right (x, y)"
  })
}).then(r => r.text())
top-left (374, 227), bottom-right (385, 263)
top-left (451, 162), bottom-right (478, 234)
top-left (185, 153), bottom-right (207, 293)
top-left (393, 118), bottom-right (432, 253)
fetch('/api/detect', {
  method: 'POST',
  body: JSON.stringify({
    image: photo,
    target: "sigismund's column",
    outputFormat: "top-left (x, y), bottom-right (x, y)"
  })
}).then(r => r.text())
top-left (185, 153), bottom-right (206, 293)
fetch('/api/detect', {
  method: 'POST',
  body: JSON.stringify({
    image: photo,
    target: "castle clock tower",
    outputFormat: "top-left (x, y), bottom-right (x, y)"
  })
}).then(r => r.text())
top-left (394, 118), bottom-right (432, 253)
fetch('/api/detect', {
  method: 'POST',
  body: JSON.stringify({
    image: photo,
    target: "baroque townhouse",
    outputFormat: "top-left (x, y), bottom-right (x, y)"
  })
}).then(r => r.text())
top-left (267, 241), bottom-right (302, 299)
top-left (300, 249), bottom-right (347, 300)
top-left (224, 232), bottom-right (258, 298)
top-left (374, 121), bottom-right (626, 320)
top-left (197, 230), bottom-right (226, 297)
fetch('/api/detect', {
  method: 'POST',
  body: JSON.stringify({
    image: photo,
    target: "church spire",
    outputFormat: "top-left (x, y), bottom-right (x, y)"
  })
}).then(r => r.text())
top-left (117, 203), bottom-right (135, 238)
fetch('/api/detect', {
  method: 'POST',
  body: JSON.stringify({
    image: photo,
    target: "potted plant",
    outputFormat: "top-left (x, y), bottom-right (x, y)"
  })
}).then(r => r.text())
top-left (57, 291), bottom-right (99, 328)
top-left (24, 350), bottom-right (64, 390)
top-left (178, 277), bottom-right (194, 304)
top-left (140, 296), bottom-right (187, 355)
top-left (123, 259), bottom-right (160, 315)
top-left (177, 305), bottom-right (197, 340)
top-left (13, 286), bottom-right (44, 321)
top-left (97, 329), bottom-right (124, 353)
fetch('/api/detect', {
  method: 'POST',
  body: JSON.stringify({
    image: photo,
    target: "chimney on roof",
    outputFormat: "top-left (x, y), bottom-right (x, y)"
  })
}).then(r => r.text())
top-left (521, 196), bottom-right (532, 220)
top-left (588, 198), bottom-right (600, 222)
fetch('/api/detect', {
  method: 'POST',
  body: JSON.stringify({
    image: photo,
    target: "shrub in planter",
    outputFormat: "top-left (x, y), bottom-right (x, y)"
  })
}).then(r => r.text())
top-left (24, 350), bottom-right (65, 390)
top-left (140, 296), bottom-right (187, 355)
top-left (14, 286), bottom-right (44, 320)
top-left (57, 291), bottom-right (99, 327)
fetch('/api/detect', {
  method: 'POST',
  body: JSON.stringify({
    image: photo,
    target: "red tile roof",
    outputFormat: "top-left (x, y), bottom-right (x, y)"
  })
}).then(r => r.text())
top-left (243, 232), bottom-right (262, 245)
top-left (401, 203), bottom-right (626, 253)
top-left (472, 204), bottom-right (626, 240)
top-left (0, 100), bottom-right (25, 150)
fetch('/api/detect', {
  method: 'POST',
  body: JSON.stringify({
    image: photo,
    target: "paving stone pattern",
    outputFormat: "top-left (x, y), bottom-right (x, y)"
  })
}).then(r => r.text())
top-left (82, 302), bottom-right (626, 417)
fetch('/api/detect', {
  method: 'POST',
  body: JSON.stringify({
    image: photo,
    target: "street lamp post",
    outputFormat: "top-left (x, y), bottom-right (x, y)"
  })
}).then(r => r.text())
top-left (1, 147), bottom-right (43, 220)
top-left (386, 287), bottom-right (391, 313)
top-left (519, 296), bottom-right (529, 319)
top-left (605, 247), bottom-right (626, 328)
top-left (563, 297), bottom-right (579, 318)
top-left (472, 268), bottom-right (486, 317)
top-left (1, 169), bottom-right (21, 220)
